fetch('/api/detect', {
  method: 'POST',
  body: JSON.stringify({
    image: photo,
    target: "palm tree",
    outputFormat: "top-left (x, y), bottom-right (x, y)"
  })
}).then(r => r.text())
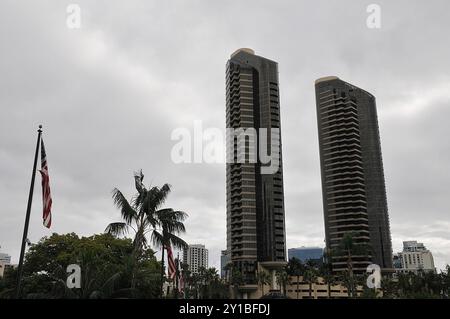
top-left (191, 271), bottom-right (202, 298)
top-left (179, 262), bottom-right (190, 299)
top-left (319, 261), bottom-right (335, 299)
top-left (304, 260), bottom-right (318, 299)
top-left (332, 232), bottom-right (370, 298)
top-left (230, 266), bottom-right (244, 298)
top-left (256, 270), bottom-right (271, 297)
top-left (275, 269), bottom-right (290, 296)
top-left (106, 170), bottom-right (188, 294)
top-left (205, 268), bottom-right (221, 298)
top-left (196, 267), bottom-right (221, 298)
top-left (287, 258), bottom-right (304, 299)
top-left (151, 208), bottom-right (188, 297)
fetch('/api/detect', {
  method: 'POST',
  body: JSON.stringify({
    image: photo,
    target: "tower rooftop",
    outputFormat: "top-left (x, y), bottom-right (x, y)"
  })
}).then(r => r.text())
top-left (315, 76), bottom-right (339, 85)
top-left (231, 48), bottom-right (255, 58)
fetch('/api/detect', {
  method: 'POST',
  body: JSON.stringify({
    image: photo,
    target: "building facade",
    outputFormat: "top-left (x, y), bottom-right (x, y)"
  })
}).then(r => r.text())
top-left (183, 244), bottom-right (208, 274)
top-left (220, 250), bottom-right (230, 278)
top-left (226, 48), bottom-right (287, 284)
top-left (394, 241), bottom-right (435, 273)
top-left (0, 252), bottom-right (11, 278)
top-left (235, 275), bottom-right (365, 299)
top-left (0, 252), bottom-right (11, 265)
top-left (315, 76), bottom-right (393, 273)
top-left (288, 247), bottom-right (323, 264)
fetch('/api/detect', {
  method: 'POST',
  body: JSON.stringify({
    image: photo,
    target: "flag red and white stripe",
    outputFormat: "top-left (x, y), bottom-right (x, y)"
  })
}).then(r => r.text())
top-left (39, 139), bottom-right (52, 228)
top-left (166, 244), bottom-right (176, 280)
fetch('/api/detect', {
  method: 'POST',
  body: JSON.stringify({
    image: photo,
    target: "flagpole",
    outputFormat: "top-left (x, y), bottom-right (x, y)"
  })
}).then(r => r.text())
top-left (175, 253), bottom-right (179, 298)
top-left (14, 125), bottom-right (43, 299)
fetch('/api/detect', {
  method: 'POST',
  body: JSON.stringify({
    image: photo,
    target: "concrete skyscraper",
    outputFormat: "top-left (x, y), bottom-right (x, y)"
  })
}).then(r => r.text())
top-left (183, 244), bottom-right (208, 274)
top-left (315, 76), bottom-right (393, 273)
top-left (225, 48), bottom-right (286, 286)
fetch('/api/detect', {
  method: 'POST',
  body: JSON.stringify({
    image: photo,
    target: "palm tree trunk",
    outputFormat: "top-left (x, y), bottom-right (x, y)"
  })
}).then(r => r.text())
top-left (131, 226), bottom-right (144, 291)
top-left (347, 250), bottom-right (353, 298)
top-left (131, 252), bottom-right (137, 290)
top-left (309, 282), bottom-right (312, 298)
top-left (160, 246), bottom-right (165, 298)
top-left (328, 281), bottom-right (331, 299)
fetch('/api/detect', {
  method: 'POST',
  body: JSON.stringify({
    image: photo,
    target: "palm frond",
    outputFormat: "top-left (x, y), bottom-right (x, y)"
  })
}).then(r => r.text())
top-left (143, 214), bottom-right (158, 231)
top-left (112, 188), bottom-right (138, 224)
top-left (148, 184), bottom-right (172, 211)
top-left (167, 233), bottom-right (188, 250)
top-left (105, 222), bottom-right (129, 237)
top-left (151, 229), bottom-right (164, 248)
top-left (156, 208), bottom-right (187, 233)
top-left (99, 272), bottom-right (122, 297)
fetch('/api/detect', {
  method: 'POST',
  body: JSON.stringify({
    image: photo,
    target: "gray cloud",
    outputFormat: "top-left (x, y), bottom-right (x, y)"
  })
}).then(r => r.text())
top-left (1, 0), bottom-right (449, 271)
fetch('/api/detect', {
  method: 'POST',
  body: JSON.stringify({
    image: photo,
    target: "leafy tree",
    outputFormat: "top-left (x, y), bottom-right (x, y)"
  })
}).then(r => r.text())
top-left (381, 275), bottom-right (398, 299)
top-left (442, 265), bottom-right (450, 298)
top-left (0, 233), bottom-right (161, 299)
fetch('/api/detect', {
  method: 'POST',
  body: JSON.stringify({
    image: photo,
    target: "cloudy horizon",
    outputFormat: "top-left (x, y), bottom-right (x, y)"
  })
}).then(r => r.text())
top-left (1, 0), bottom-right (450, 272)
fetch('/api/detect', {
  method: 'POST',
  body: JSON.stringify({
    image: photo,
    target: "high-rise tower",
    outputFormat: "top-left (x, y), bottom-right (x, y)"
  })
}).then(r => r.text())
top-left (226, 49), bottom-right (286, 284)
top-left (315, 76), bottom-right (393, 273)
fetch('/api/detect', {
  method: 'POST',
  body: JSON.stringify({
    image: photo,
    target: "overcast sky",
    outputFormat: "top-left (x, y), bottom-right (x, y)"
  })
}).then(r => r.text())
top-left (1, 0), bottom-right (449, 272)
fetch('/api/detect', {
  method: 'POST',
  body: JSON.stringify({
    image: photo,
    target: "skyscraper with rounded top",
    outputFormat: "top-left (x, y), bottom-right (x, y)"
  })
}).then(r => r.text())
top-left (226, 49), bottom-right (287, 286)
top-left (315, 76), bottom-right (393, 273)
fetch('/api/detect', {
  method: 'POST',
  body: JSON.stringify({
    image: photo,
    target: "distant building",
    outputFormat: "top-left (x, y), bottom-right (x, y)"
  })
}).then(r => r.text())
top-left (394, 241), bottom-right (435, 274)
top-left (0, 251), bottom-right (11, 278)
top-left (0, 252), bottom-right (11, 265)
top-left (183, 244), bottom-right (208, 274)
top-left (221, 250), bottom-right (230, 278)
top-left (288, 247), bottom-right (323, 264)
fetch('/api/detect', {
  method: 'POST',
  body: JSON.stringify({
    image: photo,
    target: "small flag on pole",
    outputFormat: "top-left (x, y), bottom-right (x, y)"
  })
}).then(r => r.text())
top-left (178, 258), bottom-right (184, 293)
top-left (166, 244), bottom-right (176, 280)
top-left (39, 139), bottom-right (52, 228)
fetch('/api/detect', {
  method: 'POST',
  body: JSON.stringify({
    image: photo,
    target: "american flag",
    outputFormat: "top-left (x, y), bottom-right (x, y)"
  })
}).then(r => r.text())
top-left (39, 139), bottom-right (52, 228)
top-left (166, 244), bottom-right (176, 280)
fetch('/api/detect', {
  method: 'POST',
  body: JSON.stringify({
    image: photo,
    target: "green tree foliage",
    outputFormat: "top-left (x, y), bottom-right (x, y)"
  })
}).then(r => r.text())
top-left (182, 266), bottom-right (229, 299)
top-left (0, 233), bottom-right (161, 299)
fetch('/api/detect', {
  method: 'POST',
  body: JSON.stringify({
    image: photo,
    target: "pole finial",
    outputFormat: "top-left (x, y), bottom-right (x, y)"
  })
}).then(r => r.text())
top-left (38, 125), bottom-right (43, 132)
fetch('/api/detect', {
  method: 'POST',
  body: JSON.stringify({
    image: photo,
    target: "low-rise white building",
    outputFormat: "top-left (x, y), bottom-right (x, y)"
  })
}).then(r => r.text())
top-left (0, 251), bottom-right (11, 278)
top-left (0, 252), bottom-right (11, 265)
top-left (394, 241), bottom-right (435, 274)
